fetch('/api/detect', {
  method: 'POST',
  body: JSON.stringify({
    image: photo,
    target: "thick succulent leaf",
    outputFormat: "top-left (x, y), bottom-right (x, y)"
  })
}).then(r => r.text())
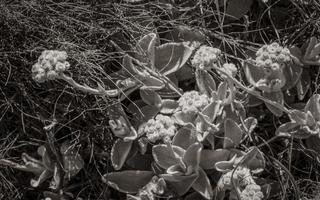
top-left (183, 143), bottom-right (202, 174)
top-left (192, 168), bottom-right (213, 199)
top-left (140, 88), bottom-right (162, 107)
top-left (244, 61), bottom-right (265, 86)
top-left (217, 81), bottom-right (228, 101)
top-left (296, 69), bottom-right (311, 100)
top-left (185, 192), bottom-right (207, 200)
top-left (195, 70), bottom-right (216, 96)
top-left (305, 37), bottom-right (317, 59)
top-left (243, 117), bottom-right (257, 134)
top-left (262, 91), bottom-right (284, 117)
top-left (275, 122), bottom-right (301, 137)
top-left (215, 155), bottom-right (237, 172)
top-left (30, 169), bottom-right (52, 187)
top-left (122, 55), bottom-right (141, 76)
top-left (111, 139), bottom-right (132, 170)
top-left (169, 25), bottom-right (205, 44)
top-left (138, 137), bottom-right (148, 155)
top-left (173, 111), bottom-right (197, 126)
top-left (160, 173), bottom-right (198, 196)
top-left (282, 63), bottom-right (303, 90)
top-left (60, 143), bottom-right (84, 178)
top-left (0, 158), bottom-right (43, 175)
top-left (141, 76), bottom-right (164, 90)
top-left (126, 153), bottom-right (153, 171)
top-left (167, 164), bottom-right (185, 175)
top-left (222, 101), bottom-right (246, 123)
top-left (242, 147), bottom-right (265, 173)
top-left (140, 105), bottom-right (160, 122)
top-left (154, 43), bottom-right (193, 76)
top-left (246, 91), bottom-right (263, 107)
top-left (223, 119), bottom-right (243, 149)
top-left (160, 99), bottom-right (179, 114)
top-left (289, 46), bottom-right (303, 65)
top-left (49, 164), bottom-right (60, 190)
top-left (289, 109), bottom-right (308, 124)
top-left (152, 144), bottom-right (185, 169)
top-left (38, 146), bottom-right (53, 170)
top-left (305, 94), bottom-right (320, 121)
top-left (200, 149), bottom-right (230, 170)
top-left (226, 0), bottom-right (253, 20)
top-left (201, 101), bottom-right (223, 123)
top-left (103, 170), bottom-right (154, 193)
top-left (172, 128), bottom-right (197, 150)
top-left (136, 33), bottom-right (158, 66)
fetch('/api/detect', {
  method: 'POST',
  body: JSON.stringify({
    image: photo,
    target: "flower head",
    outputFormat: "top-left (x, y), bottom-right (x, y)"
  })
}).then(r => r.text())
top-left (217, 166), bottom-right (254, 190)
top-left (219, 63), bottom-right (238, 78)
top-left (192, 46), bottom-right (221, 70)
top-left (140, 114), bottom-right (176, 143)
top-left (32, 50), bottom-right (70, 82)
top-left (178, 91), bottom-right (210, 113)
top-left (240, 184), bottom-right (264, 200)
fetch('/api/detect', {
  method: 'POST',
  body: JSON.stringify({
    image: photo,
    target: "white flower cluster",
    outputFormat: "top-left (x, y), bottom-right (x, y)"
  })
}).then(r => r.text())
top-left (178, 91), bottom-right (210, 113)
top-left (32, 50), bottom-right (70, 83)
top-left (240, 184), bottom-right (264, 200)
top-left (140, 114), bottom-right (176, 143)
top-left (256, 42), bottom-right (291, 75)
top-left (191, 45), bottom-right (221, 70)
top-left (217, 166), bottom-right (255, 190)
top-left (220, 63), bottom-right (238, 78)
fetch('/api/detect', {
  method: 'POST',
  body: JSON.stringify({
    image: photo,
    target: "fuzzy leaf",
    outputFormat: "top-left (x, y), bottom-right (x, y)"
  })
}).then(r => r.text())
top-left (183, 143), bottom-right (202, 174)
top-left (141, 76), bottom-right (164, 90)
top-left (136, 33), bottom-right (158, 66)
top-left (242, 147), bottom-right (265, 173)
top-left (154, 43), bottom-right (193, 75)
top-left (215, 155), bottom-right (237, 172)
top-left (172, 128), bottom-right (197, 150)
top-left (60, 143), bottom-right (84, 178)
top-left (282, 63), bottom-right (303, 90)
top-left (217, 81), bottom-right (228, 101)
top-left (289, 46), bottom-right (303, 65)
top-left (122, 55), bottom-right (140, 76)
top-left (262, 91), bottom-right (284, 117)
top-left (152, 144), bottom-right (185, 169)
top-left (192, 168), bottom-right (213, 199)
top-left (195, 70), bottom-right (216, 96)
top-left (201, 101), bottom-right (223, 123)
top-left (275, 122), bottom-right (309, 138)
top-left (160, 99), bottom-right (179, 114)
top-left (103, 170), bottom-right (153, 193)
top-left (243, 117), bottom-right (258, 134)
top-left (244, 61), bottom-right (265, 86)
top-left (226, 0), bottom-right (253, 20)
top-left (111, 139), bottom-right (132, 170)
top-left (173, 111), bottom-right (197, 125)
top-left (140, 88), bottom-right (162, 107)
top-left (223, 119), bottom-right (243, 149)
top-left (305, 94), bottom-right (320, 121)
top-left (200, 149), bottom-right (230, 170)
top-left (140, 105), bottom-right (160, 122)
top-left (160, 173), bottom-right (198, 195)
top-left (296, 69), bottom-right (311, 100)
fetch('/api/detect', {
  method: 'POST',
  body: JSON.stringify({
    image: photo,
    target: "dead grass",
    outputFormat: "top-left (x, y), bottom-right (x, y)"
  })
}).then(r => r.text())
top-left (0, 0), bottom-right (320, 199)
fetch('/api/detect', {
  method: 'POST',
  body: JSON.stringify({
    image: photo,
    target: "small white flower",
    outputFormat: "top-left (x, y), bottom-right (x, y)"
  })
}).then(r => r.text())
top-left (240, 184), bottom-right (264, 200)
top-left (141, 114), bottom-right (176, 143)
top-left (192, 46), bottom-right (221, 70)
top-left (32, 50), bottom-right (69, 82)
top-left (178, 91), bottom-right (210, 113)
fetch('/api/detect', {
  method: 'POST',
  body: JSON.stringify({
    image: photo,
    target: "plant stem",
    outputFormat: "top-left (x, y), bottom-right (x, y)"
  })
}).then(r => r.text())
top-left (59, 73), bottom-right (120, 97)
top-left (211, 65), bottom-right (292, 115)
